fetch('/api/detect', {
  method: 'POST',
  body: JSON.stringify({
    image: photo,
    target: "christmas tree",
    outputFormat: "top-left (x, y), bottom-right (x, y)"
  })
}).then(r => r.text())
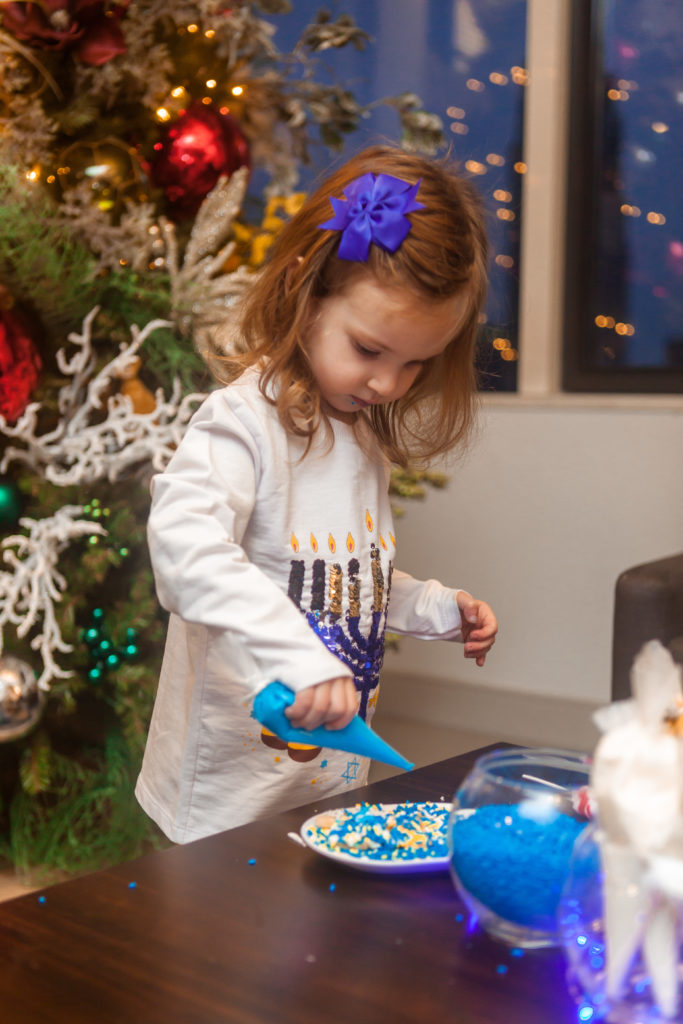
top-left (0, 1), bottom-right (444, 882)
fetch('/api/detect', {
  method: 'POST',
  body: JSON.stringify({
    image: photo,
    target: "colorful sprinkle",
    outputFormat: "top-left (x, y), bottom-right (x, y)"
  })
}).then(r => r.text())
top-left (38, 895), bottom-right (46, 904)
top-left (303, 802), bottom-right (450, 862)
top-left (128, 881), bottom-right (137, 889)
top-left (248, 858), bottom-right (257, 865)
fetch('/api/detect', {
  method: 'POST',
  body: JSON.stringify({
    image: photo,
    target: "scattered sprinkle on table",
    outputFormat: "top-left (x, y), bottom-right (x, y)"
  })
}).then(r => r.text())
top-left (304, 802), bottom-right (450, 862)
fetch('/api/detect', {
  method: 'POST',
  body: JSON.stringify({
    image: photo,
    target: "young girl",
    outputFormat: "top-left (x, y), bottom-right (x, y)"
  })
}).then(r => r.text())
top-left (135, 145), bottom-right (498, 843)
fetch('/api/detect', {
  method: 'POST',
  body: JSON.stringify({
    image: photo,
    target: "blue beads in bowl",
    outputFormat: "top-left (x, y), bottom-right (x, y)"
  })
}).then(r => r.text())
top-left (449, 747), bottom-right (591, 948)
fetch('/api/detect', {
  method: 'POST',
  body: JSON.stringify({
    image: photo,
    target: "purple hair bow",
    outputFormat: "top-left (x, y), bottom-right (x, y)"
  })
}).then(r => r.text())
top-left (318, 172), bottom-right (424, 261)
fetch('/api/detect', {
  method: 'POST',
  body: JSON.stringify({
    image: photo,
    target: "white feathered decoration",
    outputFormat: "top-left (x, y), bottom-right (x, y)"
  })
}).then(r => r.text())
top-left (592, 640), bottom-right (683, 1018)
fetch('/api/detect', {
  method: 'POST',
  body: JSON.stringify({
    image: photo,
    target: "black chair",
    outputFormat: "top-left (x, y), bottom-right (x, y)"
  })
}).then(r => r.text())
top-left (611, 552), bottom-right (683, 701)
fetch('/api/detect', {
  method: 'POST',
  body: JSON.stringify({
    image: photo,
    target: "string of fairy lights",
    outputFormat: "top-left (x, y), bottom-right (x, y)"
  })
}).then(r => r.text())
top-left (446, 69), bottom-right (528, 365)
top-left (444, 54), bottom-right (674, 368)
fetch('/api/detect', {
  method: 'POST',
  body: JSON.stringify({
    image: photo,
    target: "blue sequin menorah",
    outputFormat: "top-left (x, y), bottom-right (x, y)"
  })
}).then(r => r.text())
top-left (287, 547), bottom-right (390, 720)
top-left (252, 681), bottom-right (414, 771)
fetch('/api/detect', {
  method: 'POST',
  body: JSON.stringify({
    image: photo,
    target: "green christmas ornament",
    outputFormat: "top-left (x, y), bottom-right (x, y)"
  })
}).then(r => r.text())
top-left (0, 477), bottom-right (22, 526)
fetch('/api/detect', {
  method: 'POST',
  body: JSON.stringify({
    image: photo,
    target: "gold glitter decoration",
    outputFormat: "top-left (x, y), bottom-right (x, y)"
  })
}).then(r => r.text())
top-left (229, 192), bottom-right (307, 271)
top-left (161, 168), bottom-right (253, 348)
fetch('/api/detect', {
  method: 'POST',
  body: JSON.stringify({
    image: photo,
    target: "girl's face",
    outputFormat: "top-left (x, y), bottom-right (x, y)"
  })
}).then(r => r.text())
top-left (305, 274), bottom-right (467, 422)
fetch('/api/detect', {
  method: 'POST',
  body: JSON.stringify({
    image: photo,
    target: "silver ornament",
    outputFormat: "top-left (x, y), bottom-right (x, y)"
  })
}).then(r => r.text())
top-left (0, 655), bottom-right (46, 742)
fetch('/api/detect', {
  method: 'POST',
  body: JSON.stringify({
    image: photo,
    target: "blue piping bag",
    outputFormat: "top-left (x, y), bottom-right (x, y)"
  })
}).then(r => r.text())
top-left (252, 681), bottom-right (414, 771)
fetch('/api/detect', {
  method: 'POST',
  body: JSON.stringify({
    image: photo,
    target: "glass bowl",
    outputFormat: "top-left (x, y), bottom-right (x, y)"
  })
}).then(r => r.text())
top-left (448, 747), bottom-right (591, 948)
top-left (559, 821), bottom-right (683, 1023)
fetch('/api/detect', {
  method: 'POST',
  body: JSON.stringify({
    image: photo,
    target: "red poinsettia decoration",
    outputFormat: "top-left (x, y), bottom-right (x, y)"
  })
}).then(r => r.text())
top-left (0, 305), bottom-right (42, 424)
top-left (0, 1), bottom-right (127, 66)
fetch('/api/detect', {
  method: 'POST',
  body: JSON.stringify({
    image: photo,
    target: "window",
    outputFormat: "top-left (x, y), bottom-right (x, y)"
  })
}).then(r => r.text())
top-left (564, 0), bottom-right (683, 393)
top-left (271, 0), bottom-right (528, 392)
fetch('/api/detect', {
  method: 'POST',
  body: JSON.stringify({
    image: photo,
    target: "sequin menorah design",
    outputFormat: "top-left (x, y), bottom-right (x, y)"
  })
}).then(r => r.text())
top-left (287, 544), bottom-right (392, 720)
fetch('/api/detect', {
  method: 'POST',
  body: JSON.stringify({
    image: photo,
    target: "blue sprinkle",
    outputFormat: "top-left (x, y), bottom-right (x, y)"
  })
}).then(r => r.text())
top-left (496, 964), bottom-right (508, 975)
top-left (455, 913), bottom-right (464, 922)
top-left (128, 881), bottom-right (137, 889)
top-left (510, 948), bottom-right (524, 958)
top-left (248, 858), bottom-right (257, 865)
top-left (329, 883), bottom-right (336, 892)
top-left (303, 801), bottom-right (450, 863)
top-left (321, 760), bottom-right (328, 768)
top-left (578, 1007), bottom-right (594, 1022)
top-left (38, 895), bottom-right (46, 904)
top-left (450, 804), bottom-right (585, 930)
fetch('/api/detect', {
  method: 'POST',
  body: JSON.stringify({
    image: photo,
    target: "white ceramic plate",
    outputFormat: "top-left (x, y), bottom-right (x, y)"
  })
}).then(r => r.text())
top-left (299, 801), bottom-right (456, 874)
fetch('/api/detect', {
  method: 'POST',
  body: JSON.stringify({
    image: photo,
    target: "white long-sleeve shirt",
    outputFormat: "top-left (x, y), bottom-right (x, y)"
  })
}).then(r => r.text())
top-left (135, 370), bottom-right (464, 842)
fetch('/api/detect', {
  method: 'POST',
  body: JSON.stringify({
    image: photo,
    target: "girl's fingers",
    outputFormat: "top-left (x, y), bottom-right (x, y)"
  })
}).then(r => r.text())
top-left (325, 678), bottom-right (359, 730)
top-left (285, 678), bottom-right (357, 731)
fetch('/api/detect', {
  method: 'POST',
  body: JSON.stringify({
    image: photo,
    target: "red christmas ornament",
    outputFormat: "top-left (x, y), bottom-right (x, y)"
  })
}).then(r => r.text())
top-left (0, 304), bottom-right (42, 424)
top-left (150, 103), bottom-right (250, 219)
top-left (0, 1), bottom-right (127, 66)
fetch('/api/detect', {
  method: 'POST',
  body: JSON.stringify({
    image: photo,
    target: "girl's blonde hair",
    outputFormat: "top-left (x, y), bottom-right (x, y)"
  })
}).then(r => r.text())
top-left (221, 144), bottom-right (488, 467)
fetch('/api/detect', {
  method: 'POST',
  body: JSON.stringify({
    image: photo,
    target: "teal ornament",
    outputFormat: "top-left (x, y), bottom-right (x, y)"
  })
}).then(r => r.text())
top-left (0, 478), bottom-right (22, 526)
top-left (81, 609), bottom-right (140, 680)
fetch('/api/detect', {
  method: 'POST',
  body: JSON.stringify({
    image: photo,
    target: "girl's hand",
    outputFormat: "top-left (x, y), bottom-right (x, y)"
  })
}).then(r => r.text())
top-left (284, 676), bottom-right (358, 731)
top-left (456, 591), bottom-right (498, 667)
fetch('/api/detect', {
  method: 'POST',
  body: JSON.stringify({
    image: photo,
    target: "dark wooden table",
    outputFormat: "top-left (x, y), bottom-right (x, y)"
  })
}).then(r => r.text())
top-left (0, 747), bottom-right (579, 1023)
